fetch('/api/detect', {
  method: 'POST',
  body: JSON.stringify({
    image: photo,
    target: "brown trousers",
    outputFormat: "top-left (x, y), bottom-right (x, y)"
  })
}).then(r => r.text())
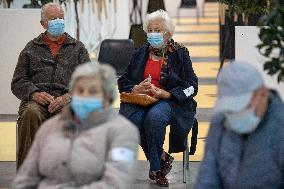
top-left (17, 101), bottom-right (59, 169)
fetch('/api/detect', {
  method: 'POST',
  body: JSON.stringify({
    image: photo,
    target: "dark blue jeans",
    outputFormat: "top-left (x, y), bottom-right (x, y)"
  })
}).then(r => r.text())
top-left (127, 100), bottom-right (172, 171)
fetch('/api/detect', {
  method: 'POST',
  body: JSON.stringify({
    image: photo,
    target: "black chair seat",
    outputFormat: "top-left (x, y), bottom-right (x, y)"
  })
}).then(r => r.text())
top-left (179, 0), bottom-right (197, 8)
top-left (98, 39), bottom-right (134, 76)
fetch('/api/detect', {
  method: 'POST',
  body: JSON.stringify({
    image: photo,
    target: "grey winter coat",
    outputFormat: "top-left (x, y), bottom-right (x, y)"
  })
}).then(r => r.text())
top-left (194, 91), bottom-right (284, 189)
top-left (11, 33), bottom-right (90, 101)
top-left (11, 106), bottom-right (139, 189)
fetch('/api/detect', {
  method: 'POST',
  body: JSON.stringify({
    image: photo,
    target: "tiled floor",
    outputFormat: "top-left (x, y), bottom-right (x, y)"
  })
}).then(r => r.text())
top-left (175, 24), bottom-right (218, 33)
top-left (174, 33), bottom-right (219, 43)
top-left (0, 123), bottom-right (16, 161)
top-left (173, 17), bottom-right (219, 24)
top-left (186, 46), bottom-right (219, 57)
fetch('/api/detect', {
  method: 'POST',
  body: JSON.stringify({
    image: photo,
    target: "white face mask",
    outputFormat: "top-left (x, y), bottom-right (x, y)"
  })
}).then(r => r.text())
top-left (225, 109), bottom-right (261, 134)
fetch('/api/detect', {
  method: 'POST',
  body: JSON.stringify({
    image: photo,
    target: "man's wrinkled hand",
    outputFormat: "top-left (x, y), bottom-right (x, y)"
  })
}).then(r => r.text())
top-left (32, 92), bottom-right (54, 105)
top-left (48, 94), bottom-right (71, 113)
top-left (48, 96), bottom-right (64, 113)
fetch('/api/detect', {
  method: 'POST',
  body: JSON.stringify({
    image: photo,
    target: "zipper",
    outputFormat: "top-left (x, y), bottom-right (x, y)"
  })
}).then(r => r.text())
top-left (235, 136), bottom-right (247, 188)
top-left (66, 127), bottom-right (79, 185)
top-left (48, 58), bottom-right (57, 117)
top-left (49, 61), bottom-right (57, 95)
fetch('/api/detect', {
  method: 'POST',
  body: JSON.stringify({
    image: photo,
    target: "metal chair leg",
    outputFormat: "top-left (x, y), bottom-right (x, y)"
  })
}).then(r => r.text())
top-left (186, 144), bottom-right (190, 170)
top-left (196, 7), bottom-right (200, 24)
top-left (183, 140), bottom-right (189, 183)
top-left (16, 117), bottom-right (19, 168)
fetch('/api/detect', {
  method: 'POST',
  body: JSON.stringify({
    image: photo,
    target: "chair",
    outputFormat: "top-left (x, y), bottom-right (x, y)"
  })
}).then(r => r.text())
top-left (183, 117), bottom-right (198, 183)
top-left (98, 39), bottom-right (135, 76)
top-left (177, 0), bottom-right (199, 24)
top-left (183, 139), bottom-right (190, 183)
top-left (16, 117), bottom-right (20, 169)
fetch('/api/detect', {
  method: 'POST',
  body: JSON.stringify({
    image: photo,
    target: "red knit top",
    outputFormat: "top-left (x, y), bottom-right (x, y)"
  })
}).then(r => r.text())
top-left (144, 55), bottom-right (163, 88)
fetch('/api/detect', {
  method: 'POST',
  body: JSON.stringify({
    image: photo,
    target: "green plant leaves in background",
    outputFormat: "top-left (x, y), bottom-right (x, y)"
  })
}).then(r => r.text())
top-left (218, 0), bottom-right (284, 83)
top-left (258, 3), bottom-right (284, 83)
top-left (218, 0), bottom-right (271, 15)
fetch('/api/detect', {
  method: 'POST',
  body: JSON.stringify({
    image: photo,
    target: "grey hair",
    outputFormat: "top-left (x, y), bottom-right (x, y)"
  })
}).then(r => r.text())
top-left (143, 9), bottom-right (175, 37)
top-left (41, 2), bottom-right (64, 21)
top-left (69, 61), bottom-right (117, 103)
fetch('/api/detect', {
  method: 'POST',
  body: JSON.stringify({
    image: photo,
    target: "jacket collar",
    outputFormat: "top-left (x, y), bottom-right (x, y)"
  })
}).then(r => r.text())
top-left (33, 32), bottom-right (77, 46)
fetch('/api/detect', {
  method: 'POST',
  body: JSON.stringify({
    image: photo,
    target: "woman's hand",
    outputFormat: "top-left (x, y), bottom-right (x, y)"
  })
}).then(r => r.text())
top-left (132, 79), bottom-right (153, 95)
top-left (150, 86), bottom-right (171, 99)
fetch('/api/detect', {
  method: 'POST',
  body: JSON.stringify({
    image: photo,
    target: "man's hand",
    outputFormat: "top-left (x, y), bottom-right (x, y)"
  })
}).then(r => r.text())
top-left (48, 94), bottom-right (71, 113)
top-left (150, 86), bottom-right (171, 99)
top-left (32, 92), bottom-right (54, 105)
top-left (132, 79), bottom-right (153, 95)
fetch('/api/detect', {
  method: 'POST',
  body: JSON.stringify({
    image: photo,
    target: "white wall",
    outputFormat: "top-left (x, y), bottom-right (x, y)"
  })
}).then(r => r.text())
top-left (235, 26), bottom-right (284, 101)
top-left (0, 2), bottom-right (130, 114)
top-left (0, 9), bottom-right (44, 114)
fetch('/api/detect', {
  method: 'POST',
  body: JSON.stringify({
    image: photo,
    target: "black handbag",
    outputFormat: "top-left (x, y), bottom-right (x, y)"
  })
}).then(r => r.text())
top-left (129, 0), bottom-right (147, 49)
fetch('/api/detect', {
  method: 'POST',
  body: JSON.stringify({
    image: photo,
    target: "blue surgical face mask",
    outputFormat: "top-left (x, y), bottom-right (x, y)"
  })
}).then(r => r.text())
top-left (47, 18), bottom-right (65, 37)
top-left (225, 109), bottom-right (261, 134)
top-left (147, 32), bottom-right (164, 48)
top-left (71, 96), bottom-right (103, 121)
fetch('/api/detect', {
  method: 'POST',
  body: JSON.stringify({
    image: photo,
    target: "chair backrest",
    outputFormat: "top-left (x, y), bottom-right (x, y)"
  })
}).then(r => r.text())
top-left (129, 24), bottom-right (147, 49)
top-left (179, 0), bottom-right (197, 8)
top-left (98, 39), bottom-right (135, 76)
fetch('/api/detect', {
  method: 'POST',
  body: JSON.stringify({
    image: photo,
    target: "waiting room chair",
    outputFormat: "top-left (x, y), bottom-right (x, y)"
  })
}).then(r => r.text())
top-left (177, 0), bottom-right (199, 24)
top-left (98, 39), bottom-right (135, 76)
top-left (16, 117), bottom-right (20, 168)
top-left (183, 139), bottom-right (190, 183)
top-left (183, 117), bottom-right (198, 183)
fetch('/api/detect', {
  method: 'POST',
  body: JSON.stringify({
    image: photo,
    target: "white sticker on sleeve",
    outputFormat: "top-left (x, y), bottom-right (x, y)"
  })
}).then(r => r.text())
top-left (111, 147), bottom-right (135, 163)
top-left (183, 86), bottom-right (194, 97)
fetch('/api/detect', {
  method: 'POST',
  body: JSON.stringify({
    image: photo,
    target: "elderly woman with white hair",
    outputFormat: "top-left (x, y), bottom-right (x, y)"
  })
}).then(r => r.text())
top-left (12, 62), bottom-right (139, 189)
top-left (118, 9), bottom-right (198, 187)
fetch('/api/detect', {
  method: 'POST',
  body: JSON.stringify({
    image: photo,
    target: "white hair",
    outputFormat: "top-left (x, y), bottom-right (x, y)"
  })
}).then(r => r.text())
top-left (143, 9), bottom-right (175, 37)
top-left (41, 2), bottom-right (64, 21)
top-left (69, 61), bottom-right (117, 103)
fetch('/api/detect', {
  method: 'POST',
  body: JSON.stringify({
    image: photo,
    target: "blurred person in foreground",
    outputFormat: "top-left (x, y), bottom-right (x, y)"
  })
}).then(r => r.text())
top-left (194, 61), bottom-right (284, 189)
top-left (12, 62), bottom-right (139, 189)
top-left (118, 9), bottom-right (198, 187)
top-left (11, 2), bottom-right (90, 168)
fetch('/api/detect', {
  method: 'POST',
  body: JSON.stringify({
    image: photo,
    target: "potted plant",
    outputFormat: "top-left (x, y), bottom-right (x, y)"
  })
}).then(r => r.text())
top-left (218, 0), bottom-right (271, 67)
top-left (257, 0), bottom-right (284, 82)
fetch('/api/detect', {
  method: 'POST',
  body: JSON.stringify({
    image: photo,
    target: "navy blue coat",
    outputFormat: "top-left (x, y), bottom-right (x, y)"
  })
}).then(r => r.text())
top-left (118, 42), bottom-right (198, 153)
